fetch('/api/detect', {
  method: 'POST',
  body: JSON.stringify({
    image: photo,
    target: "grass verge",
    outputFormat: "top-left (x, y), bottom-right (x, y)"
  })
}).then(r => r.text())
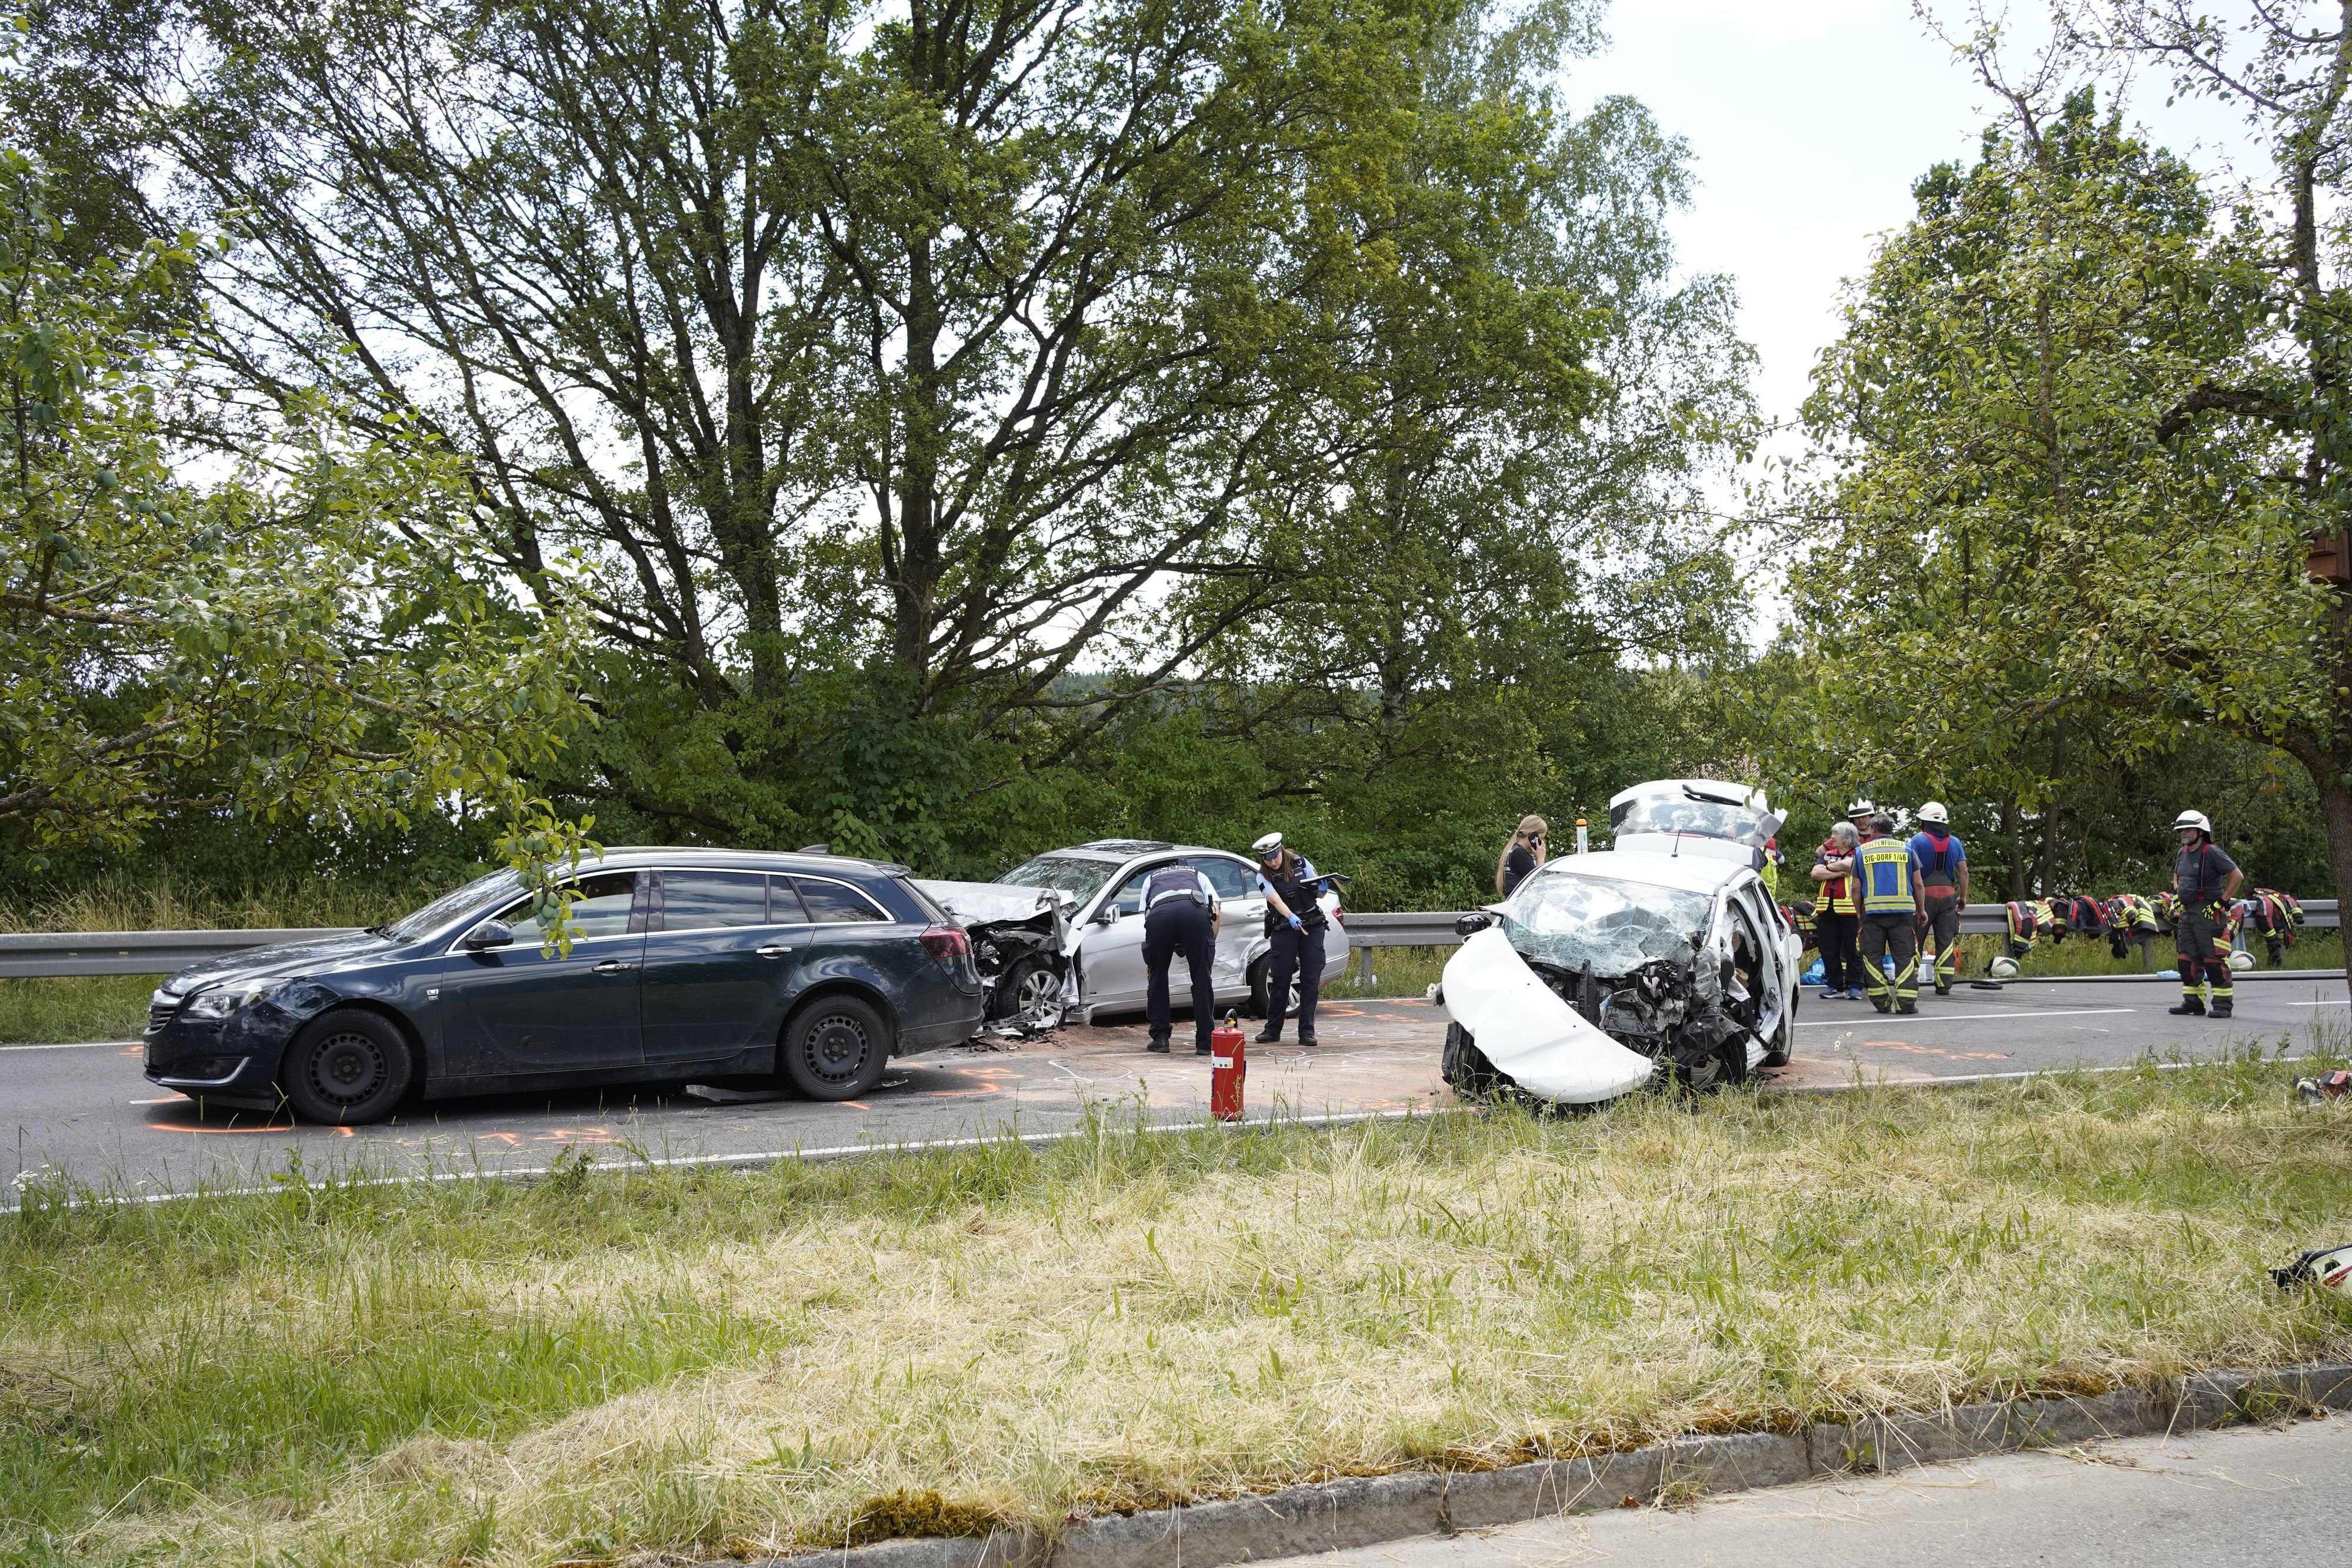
top-left (4, 1055), bottom-right (2348, 1566)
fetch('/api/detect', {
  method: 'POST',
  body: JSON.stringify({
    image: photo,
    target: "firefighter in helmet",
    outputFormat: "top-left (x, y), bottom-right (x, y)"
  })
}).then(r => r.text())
top-left (1853, 813), bottom-right (1926, 1014)
top-left (1908, 801), bottom-right (1969, 995)
top-left (2168, 809), bottom-right (2243, 1018)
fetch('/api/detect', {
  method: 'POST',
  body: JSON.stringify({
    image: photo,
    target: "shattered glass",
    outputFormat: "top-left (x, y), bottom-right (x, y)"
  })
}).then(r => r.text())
top-left (1501, 870), bottom-right (1710, 977)
top-left (1611, 793), bottom-right (1772, 848)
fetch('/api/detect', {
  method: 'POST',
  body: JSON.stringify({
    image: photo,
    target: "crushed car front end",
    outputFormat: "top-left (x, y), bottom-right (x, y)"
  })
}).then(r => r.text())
top-left (1437, 851), bottom-right (1797, 1104)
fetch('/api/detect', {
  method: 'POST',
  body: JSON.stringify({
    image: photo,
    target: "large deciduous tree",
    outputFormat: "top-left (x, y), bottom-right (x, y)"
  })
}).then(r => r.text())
top-left (0, 148), bottom-right (590, 882)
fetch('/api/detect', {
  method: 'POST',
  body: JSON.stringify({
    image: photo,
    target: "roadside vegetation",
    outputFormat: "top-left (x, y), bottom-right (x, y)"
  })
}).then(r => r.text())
top-left (4, 1057), bottom-right (2347, 1566)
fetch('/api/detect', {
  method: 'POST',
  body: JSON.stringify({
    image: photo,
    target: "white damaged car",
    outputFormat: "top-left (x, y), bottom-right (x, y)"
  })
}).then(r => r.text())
top-left (1436, 850), bottom-right (1800, 1104)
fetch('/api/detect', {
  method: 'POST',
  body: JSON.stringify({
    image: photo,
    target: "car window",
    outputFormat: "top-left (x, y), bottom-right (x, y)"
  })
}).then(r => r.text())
top-left (998, 853), bottom-right (1121, 903)
top-left (794, 875), bottom-right (888, 923)
top-left (769, 876), bottom-right (812, 921)
top-left (1110, 867), bottom-right (1161, 917)
top-left (898, 877), bottom-right (951, 922)
top-left (660, 870), bottom-right (773, 932)
top-left (386, 868), bottom-right (522, 941)
top-left (1200, 859), bottom-right (1252, 900)
top-left (497, 871), bottom-right (638, 943)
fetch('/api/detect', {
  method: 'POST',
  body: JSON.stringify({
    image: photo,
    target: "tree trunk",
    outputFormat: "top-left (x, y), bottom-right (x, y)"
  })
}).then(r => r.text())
top-left (2001, 798), bottom-right (2026, 901)
top-left (2286, 741), bottom-right (2352, 1002)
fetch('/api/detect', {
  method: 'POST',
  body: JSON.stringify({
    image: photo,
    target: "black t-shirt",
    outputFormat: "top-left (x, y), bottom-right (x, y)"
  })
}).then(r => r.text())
top-left (2174, 841), bottom-right (2238, 901)
top-left (1503, 844), bottom-right (1536, 895)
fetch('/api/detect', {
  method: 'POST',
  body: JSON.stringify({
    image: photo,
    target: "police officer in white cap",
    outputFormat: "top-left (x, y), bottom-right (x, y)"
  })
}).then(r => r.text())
top-left (1140, 858), bottom-right (1221, 1054)
top-left (1251, 831), bottom-right (1331, 1047)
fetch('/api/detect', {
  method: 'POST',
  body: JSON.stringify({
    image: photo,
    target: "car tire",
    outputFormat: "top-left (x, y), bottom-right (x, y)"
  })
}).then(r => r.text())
top-left (985, 955), bottom-right (1058, 1022)
top-left (279, 1011), bottom-right (413, 1125)
top-left (779, 994), bottom-right (893, 1100)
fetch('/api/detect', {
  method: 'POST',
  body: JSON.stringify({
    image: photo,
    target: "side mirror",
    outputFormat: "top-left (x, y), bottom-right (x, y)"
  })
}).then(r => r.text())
top-left (1091, 905), bottom-right (1120, 927)
top-left (463, 918), bottom-right (514, 952)
top-left (1454, 912), bottom-right (1493, 937)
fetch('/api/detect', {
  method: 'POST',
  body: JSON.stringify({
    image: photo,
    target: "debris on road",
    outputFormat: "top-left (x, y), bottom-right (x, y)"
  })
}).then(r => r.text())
top-left (2269, 1243), bottom-right (2352, 1296)
top-left (2293, 1069), bottom-right (2350, 1105)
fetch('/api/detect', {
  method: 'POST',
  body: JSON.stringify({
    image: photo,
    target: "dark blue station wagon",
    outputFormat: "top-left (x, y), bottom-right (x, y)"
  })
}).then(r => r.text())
top-left (143, 849), bottom-right (987, 1123)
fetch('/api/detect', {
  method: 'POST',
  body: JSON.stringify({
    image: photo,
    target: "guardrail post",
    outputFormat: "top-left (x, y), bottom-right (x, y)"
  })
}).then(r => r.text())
top-left (1358, 945), bottom-right (1374, 989)
top-left (2139, 936), bottom-right (2153, 971)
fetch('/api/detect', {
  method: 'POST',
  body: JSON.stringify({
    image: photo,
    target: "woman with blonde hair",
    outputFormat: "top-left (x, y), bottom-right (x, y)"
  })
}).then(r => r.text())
top-left (1496, 815), bottom-right (1548, 898)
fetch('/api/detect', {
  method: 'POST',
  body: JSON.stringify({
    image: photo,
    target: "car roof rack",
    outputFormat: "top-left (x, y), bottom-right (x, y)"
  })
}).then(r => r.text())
top-left (1078, 838), bottom-right (1177, 852)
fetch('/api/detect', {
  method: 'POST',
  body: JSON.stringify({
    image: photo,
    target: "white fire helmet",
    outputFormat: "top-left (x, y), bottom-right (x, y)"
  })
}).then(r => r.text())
top-left (2171, 809), bottom-right (2212, 834)
top-left (1989, 955), bottom-right (2020, 979)
top-left (2228, 949), bottom-right (2256, 972)
top-left (2273, 1243), bottom-right (2352, 1298)
top-left (1847, 797), bottom-right (1876, 818)
top-left (1917, 801), bottom-right (1950, 826)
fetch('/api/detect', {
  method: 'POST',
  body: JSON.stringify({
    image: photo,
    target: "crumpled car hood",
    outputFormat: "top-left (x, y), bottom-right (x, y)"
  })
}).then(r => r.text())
top-left (1441, 927), bottom-right (1656, 1104)
top-left (914, 880), bottom-right (1065, 926)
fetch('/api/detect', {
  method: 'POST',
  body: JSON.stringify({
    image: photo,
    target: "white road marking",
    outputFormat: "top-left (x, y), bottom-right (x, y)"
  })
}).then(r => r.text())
top-left (1796, 1008), bottom-right (2134, 1029)
top-left (2288, 999), bottom-right (2350, 1007)
top-left (0, 1039), bottom-right (138, 1051)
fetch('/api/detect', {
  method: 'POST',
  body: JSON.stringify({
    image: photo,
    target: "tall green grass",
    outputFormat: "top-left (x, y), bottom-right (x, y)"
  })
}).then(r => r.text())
top-left (3, 1055), bottom-right (2347, 1567)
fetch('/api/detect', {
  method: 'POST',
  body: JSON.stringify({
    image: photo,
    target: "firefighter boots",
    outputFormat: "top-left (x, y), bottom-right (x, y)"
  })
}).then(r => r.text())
top-left (2168, 996), bottom-right (2206, 1017)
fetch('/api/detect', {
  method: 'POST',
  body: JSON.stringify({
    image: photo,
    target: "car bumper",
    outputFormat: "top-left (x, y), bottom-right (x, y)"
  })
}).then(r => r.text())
top-left (143, 1007), bottom-right (298, 1106)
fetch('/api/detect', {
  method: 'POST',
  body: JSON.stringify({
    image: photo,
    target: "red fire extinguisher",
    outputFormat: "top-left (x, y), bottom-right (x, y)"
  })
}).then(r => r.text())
top-left (1210, 1015), bottom-right (1246, 1122)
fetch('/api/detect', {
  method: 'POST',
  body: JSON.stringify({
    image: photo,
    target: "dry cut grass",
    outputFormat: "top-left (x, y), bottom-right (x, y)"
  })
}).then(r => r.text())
top-left (3, 1057), bottom-right (2349, 1567)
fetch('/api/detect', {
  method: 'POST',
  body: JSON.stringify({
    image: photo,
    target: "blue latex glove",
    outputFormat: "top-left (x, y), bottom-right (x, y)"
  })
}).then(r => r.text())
top-left (1287, 914), bottom-right (1304, 932)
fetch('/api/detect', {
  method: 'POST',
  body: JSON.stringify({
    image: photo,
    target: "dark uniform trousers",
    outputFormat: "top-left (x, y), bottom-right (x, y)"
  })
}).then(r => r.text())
top-left (1143, 900), bottom-right (1217, 1051)
top-left (2175, 904), bottom-right (2234, 1010)
top-left (1922, 888), bottom-right (1962, 992)
top-left (1265, 921), bottom-right (1327, 1039)
top-left (1857, 912), bottom-right (1919, 1012)
top-left (1816, 910), bottom-right (1860, 991)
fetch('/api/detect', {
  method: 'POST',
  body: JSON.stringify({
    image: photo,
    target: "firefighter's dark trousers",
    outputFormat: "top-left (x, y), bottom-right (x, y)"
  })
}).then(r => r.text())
top-left (1264, 921), bottom-right (1327, 1039)
top-left (2175, 904), bottom-right (2234, 1011)
top-left (1144, 900), bottom-right (1217, 1052)
top-left (1815, 911), bottom-right (1860, 992)
top-left (1858, 911), bottom-right (1920, 1012)
top-left (1923, 888), bottom-right (1962, 992)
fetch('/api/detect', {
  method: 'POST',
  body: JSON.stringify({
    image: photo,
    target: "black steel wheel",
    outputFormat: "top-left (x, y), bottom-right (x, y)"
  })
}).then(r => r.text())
top-left (985, 955), bottom-right (1060, 1022)
top-left (279, 1011), bottom-right (412, 1125)
top-left (779, 994), bottom-right (892, 1100)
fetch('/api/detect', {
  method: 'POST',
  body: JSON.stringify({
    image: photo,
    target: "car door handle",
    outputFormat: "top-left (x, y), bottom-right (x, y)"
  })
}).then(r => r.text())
top-left (757, 944), bottom-right (794, 958)
top-left (593, 959), bottom-right (636, 974)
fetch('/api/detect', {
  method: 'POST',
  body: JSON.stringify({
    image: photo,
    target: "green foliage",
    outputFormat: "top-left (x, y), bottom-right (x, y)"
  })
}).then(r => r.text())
top-left (0, 149), bottom-right (594, 898)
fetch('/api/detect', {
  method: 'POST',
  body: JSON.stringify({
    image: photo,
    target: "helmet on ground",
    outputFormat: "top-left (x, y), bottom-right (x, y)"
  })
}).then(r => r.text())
top-left (1847, 797), bottom-right (1876, 818)
top-left (1918, 801), bottom-right (1949, 825)
top-left (1251, 831), bottom-right (1284, 858)
top-left (2271, 1243), bottom-right (2352, 1298)
top-left (2227, 949), bottom-right (2256, 972)
top-left (2171, 809), bottom-right (2212, 834)
top-left (1989, 955), bottom-right (2020, 979)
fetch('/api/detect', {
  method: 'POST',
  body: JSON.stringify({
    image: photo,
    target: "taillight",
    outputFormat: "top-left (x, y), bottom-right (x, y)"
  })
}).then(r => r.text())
top-left (920, 924), bottom-right (971, 961)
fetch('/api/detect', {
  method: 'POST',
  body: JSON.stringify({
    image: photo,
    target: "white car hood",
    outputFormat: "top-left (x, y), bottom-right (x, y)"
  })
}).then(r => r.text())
top-left (914, 880), bottom-right (1065, 925)
top-left (1441, 927), bottom-right (1656, 1105)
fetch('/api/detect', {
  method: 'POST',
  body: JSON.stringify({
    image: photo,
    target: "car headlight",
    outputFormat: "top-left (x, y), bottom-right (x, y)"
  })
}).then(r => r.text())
top-left (181, 981), bottom-right (289, 1021)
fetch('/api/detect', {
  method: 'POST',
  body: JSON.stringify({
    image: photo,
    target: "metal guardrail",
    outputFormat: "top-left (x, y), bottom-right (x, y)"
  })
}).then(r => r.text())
top-left (0, 896), bottom-right (2337, 980)
top-left (1348, 900), bottom-right (2338, 947)
top-left (0, 928), bottom-right (359, 979)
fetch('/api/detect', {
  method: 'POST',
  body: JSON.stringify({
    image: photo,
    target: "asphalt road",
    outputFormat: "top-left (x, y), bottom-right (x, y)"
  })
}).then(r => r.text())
top-left (4, 972), bottom-right (2343, 1199)
top-left (1254, 1413), bottom-right (2352, 1568)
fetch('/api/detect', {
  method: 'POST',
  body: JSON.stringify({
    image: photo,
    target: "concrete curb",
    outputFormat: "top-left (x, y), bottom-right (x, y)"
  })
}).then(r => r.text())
top-left (732, 1362), bottom-right (2352, 1567)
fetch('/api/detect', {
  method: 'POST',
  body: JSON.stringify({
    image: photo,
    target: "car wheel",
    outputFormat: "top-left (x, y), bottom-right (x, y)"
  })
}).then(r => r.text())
top-left (986, 955), bottom-right (1059, 1022)
top-left (779, 994), bottom-right (892, 1100)
top-left (280, 1011), bottom-right (412, 1125)
top-left (1441, 1022), bottom-right (1507, 1098)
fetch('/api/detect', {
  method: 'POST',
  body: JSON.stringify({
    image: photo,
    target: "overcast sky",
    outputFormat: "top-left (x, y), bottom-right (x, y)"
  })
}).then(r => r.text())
top-left (1559, 1), bottom-right (2267, 434)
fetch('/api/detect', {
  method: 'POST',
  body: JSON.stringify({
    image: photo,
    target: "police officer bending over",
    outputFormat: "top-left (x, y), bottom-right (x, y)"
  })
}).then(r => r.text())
top-left (1252, 832), bottom-right (1329, 1047)
top-left (1141, 860), bottom-right (1221, 1055)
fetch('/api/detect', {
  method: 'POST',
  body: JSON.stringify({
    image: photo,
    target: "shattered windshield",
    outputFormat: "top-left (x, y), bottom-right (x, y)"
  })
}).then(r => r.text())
top-left (1611, 793), bottom-right (1768, 848)
top-left (998, 854), bottom-right (1117, 904)
top-left (1502, 869), bottom-right (1712, 976)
